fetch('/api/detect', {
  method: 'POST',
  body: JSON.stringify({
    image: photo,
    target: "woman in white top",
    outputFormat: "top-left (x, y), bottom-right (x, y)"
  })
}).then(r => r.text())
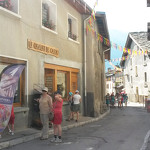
top-left (72, 90), bottom-right (81, 122)
top-left (35, 87), bottom-right (52, 140)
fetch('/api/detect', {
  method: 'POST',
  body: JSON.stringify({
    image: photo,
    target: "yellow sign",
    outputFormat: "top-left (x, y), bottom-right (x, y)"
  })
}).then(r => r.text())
top-left (27, 39), bottom-right (59, 57)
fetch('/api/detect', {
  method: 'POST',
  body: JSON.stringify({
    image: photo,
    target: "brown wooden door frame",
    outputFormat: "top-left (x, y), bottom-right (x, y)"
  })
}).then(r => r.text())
top-left (44, 63), bottom-right (79, 100)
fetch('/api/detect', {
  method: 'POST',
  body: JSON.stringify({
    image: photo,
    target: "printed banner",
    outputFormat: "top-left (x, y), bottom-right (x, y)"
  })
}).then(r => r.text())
top-left (0, 64), bottom-right (25, 132)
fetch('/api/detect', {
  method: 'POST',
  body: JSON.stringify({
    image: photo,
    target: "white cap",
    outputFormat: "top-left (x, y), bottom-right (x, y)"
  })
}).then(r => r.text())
top-left (75, 90), bottom-right (79, 93)
top-left (42, 87), bottom-right (48, 92)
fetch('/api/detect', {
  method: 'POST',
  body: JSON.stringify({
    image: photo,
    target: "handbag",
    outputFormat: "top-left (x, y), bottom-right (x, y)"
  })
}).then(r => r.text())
top-left (48, 111), bottom-right (54, 121)
top-left (48, 100), bottom-right (57, 121)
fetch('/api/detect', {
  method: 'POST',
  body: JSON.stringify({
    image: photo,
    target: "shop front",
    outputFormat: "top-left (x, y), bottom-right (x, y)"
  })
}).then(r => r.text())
top-left (45, 63), bottom-right (80, 119)
top-left (44, 63), bottom-right (79, 100)
top-left (0, 55), bottom-right (29, 132)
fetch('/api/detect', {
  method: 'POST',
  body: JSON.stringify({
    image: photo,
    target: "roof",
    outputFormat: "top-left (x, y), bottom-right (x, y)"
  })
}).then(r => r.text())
top-left (120, 32), bottom-right (150, 67)
top-left (96, 11), bottom-right (111, 60)
top-left (64, 0), bottom-right (92, 14)
top-left (126, 32), bottom-right (150, 50)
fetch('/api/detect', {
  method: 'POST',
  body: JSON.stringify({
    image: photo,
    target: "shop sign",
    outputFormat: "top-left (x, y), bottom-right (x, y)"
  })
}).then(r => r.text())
top-left (27, 39), bottom-right (59, 57)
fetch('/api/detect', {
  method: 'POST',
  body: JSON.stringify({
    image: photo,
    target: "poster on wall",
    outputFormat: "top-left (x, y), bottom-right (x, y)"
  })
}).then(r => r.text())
top-left (0, 64), bottom-right (25, 133)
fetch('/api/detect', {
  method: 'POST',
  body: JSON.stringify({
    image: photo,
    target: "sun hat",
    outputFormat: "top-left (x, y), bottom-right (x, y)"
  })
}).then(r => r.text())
top-left (69, 92), bottom-right (73, 96)
top-left (42, 87), bottom-right (48, 92)
top-left (75, 90), bottom-right (79, 93)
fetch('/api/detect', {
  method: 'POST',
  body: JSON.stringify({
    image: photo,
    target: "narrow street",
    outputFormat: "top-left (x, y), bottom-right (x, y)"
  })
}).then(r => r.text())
top-left (4, 103), bottom-right (150, 150)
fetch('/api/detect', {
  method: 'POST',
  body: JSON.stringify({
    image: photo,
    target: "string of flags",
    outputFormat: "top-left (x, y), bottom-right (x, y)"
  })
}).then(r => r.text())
top-left (109, 61), bottom-right (122, 72)
top-left (86, 0), bottom-right (148, 57)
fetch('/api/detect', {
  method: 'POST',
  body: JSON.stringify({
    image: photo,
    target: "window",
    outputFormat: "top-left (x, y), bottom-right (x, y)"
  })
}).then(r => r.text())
top-left (131, 76), bottom-right (133, 83)
top-left (57, 71), bottom-right (67, 98)
top-left (0, 0), bottom-right (19, 14)
top-left (145, 72), bottom-right (147, 82)
top-left (68, 14), bottom-right (78, 41)
top-left (135, 66), bottom-right (138, 77)
top-left (148, 0), bottom-right (150, 7)
top-left (42, 0), bottom-right (57, 32)
top-left (0, 56), bottom-right (26, 107)
top-left (144, 55), bottom-right (147, 61)
top-left (127, 75), bottom-right (130, 82)
top-left (44, 64), bottom-right (79, 101)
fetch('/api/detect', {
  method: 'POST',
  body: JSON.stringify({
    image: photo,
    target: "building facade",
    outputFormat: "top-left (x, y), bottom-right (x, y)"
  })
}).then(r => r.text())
top-left (105, 68), bottom-right (123, 95)
top-left (121, 32), bottom-right (150, 103)
top-left (0, 0), bottom-right (110, 131)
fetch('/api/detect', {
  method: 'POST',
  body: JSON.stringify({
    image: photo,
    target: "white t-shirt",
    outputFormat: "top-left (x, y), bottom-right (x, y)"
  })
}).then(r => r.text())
top-left (73, 94), bottom-right (81, 104)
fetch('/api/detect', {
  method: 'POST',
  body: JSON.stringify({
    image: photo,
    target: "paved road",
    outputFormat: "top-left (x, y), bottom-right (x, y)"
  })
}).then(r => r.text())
top-left (4, 105), bottom-right (150, 150)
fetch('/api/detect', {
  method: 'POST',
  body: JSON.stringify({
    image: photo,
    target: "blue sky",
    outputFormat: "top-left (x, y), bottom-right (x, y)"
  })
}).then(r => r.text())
top-left (84, 0), bottom-right (150, 71)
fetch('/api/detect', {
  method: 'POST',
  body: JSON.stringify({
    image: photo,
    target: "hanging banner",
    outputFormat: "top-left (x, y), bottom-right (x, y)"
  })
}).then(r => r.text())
top-left (0, 64), bottom-right (25, 133)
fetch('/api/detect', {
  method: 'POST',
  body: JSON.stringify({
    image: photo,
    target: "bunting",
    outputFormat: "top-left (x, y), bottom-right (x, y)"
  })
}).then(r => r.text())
top-left (86, 0), bottom-right (148, 57)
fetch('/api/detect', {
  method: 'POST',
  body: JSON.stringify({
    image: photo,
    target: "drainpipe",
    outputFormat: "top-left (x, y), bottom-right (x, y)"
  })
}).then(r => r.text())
top-left (84, 15), bottom-right (91, 116)
top-left (103, 48), bottom-right (110, 96)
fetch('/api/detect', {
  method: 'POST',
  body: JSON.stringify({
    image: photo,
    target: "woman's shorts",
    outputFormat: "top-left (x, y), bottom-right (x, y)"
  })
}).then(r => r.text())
top-left (73, 104), bottom-right (80, 112)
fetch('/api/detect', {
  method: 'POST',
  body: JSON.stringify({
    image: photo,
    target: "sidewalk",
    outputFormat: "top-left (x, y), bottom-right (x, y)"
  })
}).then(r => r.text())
top-left (0, 109), bottom-right (110, 149)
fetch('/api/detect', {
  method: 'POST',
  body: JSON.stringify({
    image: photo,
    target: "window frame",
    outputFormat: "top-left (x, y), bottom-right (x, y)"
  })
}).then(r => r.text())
top-left (67, 13), bottom-right (78, 42)
top-left (0, 0), bottom-right (20, 18)
top-left (0, 56), bottom-right (26, 107)
top-left (41, 0), bottom-right (57, 34)
top-left (145, 72), bottom-right (147, 83)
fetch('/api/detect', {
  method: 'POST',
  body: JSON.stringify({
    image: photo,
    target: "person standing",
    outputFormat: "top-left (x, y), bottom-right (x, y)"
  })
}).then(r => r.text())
top-left (105, 93), bottom-right (110, 107)
top-left (36, 87), bottom-right (52, 140)
top-left (73, 90), bottom-right (81, 122)
top-left (51, 91), bottom-right (63, 143)
top-left (118, 93), bottom-right (122, 108)
top-left (66, 92), bottom-right (74, 121)
top-left (111, 92), bottom-right (115, 107)
top-left (124, 94), bottom-right (128, 107)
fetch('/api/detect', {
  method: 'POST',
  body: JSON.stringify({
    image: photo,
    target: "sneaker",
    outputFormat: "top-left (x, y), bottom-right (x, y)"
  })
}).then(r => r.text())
top-left (50, 137), bottom-right (56, 142)
top-left (11, 132), bottom-right (14, 136)
top-left (55, 137), bottom-right (62, 143)
top-left (9, 130), bottom-right (12, 134)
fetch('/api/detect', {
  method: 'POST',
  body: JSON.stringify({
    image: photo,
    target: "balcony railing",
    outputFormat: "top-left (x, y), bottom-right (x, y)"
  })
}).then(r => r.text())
top-left (42, 20), bottom-right (56, 31)
top-left (68, 31), bottom-right (77, 41)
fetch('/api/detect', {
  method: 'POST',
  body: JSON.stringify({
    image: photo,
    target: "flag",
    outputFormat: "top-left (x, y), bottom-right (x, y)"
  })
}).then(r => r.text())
top-left (0, 64), bottom-right (25, 133)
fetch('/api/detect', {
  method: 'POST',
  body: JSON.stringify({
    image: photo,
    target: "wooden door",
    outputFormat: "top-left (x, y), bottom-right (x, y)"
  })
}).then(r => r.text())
top-left (71, 73), bottom-right (78, 93)
top-left (45, 69), bottom-right (54, 95)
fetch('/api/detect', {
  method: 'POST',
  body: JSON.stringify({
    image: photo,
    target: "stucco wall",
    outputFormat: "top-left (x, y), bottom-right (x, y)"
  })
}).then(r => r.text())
top-left (0, 0), bottom-right (84, 129)
top-left (85, 18), bottom-right (106, 117)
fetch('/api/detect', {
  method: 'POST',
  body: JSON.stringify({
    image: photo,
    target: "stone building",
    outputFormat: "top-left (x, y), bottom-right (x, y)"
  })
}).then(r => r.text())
top-left (120, 32), bottom-right (150, 103)
top-left (0, 0), bottom-right (110, 131)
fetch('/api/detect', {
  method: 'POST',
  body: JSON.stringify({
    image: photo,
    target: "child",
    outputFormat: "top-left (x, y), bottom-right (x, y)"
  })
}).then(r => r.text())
top-left (66, 92), bottom-right (74, 121)
top-left (8, 106), bottom-right (15, 135)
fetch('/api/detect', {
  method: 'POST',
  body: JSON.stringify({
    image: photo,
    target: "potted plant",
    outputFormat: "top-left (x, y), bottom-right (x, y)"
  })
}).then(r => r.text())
top-left (72, 34), bottom-right (77, 40)
top-left (68, 31), bottom-right (72, 38)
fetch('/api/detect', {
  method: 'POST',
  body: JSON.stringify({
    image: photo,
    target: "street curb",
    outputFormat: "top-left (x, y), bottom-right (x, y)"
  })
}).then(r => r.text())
top-left (140, 130), bottom-right (150, 150)
top-left (0, 109), bottom-right (110, 149)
